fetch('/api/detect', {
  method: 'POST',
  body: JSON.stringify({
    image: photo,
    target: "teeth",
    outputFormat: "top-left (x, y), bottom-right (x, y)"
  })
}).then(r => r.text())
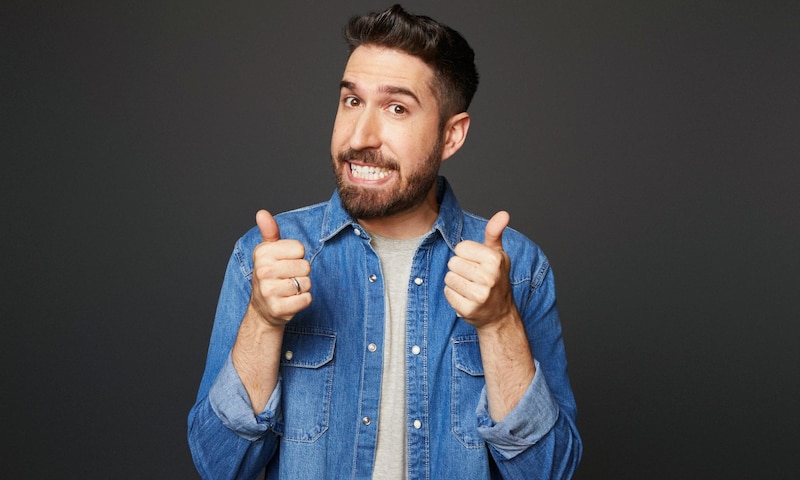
top-left (350, 163), bottom-right (391, 180)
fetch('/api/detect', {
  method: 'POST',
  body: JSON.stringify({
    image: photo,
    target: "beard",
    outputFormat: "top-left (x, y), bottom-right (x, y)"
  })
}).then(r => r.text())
top-left (333, 136), bottom-right (444, 220)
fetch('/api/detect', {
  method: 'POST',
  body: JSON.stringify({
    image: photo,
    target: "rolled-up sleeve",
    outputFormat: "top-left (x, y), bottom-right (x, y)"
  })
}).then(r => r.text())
top-left (209, 354), bottom-right (283, 441)
top-left (476, 359), bottom-right (559, 459)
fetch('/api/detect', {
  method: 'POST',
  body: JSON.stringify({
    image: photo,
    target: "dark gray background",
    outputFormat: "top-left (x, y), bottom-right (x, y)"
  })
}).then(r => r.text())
top-left (3, 0), bottom-right (799, 478)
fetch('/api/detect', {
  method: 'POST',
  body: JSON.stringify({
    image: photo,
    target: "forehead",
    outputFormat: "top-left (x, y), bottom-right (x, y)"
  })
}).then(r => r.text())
top-left (342, 45), bottom-right (437, 100)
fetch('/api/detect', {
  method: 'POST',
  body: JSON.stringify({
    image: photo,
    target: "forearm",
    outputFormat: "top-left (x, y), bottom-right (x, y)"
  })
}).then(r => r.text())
top-left (476, 360), bottom-right (581, 479)
top-left (231, 304), bottom-right (285, 413)
top-left (476, 310), bottom-right (536, 421)
top-left (188, 234), bottom-right (286, 478)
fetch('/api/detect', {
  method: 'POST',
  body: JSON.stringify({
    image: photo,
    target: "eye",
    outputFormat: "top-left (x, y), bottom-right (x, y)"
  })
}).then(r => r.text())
top-left (389, 104), bottom-right (407, 115)
top-left (343, 96), bottom-right (361, 108)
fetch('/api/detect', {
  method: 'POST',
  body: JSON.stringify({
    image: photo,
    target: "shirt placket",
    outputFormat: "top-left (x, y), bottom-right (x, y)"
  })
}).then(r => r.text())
top-left (352, 228), bottom-right (385, 478)
top-left (406, 242), bottom-right (432, 480)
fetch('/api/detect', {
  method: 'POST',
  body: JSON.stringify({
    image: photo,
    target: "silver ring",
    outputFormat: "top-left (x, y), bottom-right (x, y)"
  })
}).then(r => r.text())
top-left (291, 277), bottom-right (301, 295)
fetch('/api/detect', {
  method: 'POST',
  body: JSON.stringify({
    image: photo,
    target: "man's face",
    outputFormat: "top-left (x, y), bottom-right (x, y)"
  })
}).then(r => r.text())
top-left (331, 45), bottom-right (445, 220)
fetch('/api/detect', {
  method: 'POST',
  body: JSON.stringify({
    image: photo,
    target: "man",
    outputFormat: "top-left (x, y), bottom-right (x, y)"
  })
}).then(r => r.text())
top-left (188, 5), bottom-right (581, 479)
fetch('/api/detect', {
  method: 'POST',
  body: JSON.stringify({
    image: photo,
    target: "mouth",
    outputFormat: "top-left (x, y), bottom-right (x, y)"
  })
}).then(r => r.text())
top-left (349, 162), bottom-right (392, 181)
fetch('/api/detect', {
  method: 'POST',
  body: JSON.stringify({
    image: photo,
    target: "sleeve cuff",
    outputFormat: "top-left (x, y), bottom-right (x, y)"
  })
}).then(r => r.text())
top-left (476, 359), bottom-right (560, 459)
top-left (208, 353), bottom-right (282, 441)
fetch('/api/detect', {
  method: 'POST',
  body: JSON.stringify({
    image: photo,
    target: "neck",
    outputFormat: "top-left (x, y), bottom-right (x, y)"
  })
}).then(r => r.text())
top-left (358, 186), bottom-right (439, 239)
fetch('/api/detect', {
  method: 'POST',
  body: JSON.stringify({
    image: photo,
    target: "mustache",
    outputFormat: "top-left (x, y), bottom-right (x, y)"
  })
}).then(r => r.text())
top-left (337, 149), bottom-right (398, 169)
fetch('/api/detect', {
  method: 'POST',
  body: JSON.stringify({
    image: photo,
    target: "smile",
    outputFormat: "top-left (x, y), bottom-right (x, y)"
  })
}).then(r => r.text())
top-left (350, 163), bottom-right (392, 180)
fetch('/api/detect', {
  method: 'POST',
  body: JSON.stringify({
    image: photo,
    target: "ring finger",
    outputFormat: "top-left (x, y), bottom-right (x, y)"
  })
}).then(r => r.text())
top-left (287, 276), bottom-right (310, 296)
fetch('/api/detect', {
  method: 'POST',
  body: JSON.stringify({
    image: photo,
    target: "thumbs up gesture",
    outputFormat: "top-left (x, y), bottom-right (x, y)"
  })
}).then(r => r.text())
top-left (249, 209), bottom-right (312, 326)
top-left (444, 211), bottom-right (516, 329)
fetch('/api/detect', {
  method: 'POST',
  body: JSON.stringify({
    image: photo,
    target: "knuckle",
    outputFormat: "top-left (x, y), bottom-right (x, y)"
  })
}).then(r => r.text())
top-left (254, 262), bottom-right (278, 279)
top-left (300, 260), bottom-right (311, 275)
top-left (287, 239), bottom-right (305, 255)
top-left (447, 256), bottom-right (459, 270)
top-left (475, 285), bottom-right (490, 303)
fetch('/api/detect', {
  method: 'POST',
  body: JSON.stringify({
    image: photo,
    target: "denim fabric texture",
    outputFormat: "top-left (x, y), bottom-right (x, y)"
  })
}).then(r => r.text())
top-left (188, 177), bottom-right (582, 479)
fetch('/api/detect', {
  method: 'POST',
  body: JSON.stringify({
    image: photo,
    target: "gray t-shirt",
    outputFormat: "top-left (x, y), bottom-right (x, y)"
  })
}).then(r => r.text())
top-left (369, 231), bottom-right (424, 479)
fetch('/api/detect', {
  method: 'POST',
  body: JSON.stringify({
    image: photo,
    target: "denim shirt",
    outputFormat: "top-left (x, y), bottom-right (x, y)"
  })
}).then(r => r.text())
top-left (188, 178), bottom-right (582, 479)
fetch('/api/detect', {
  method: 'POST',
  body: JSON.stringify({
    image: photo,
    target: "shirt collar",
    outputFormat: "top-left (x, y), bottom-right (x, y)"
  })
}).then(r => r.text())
top-left (319, 176), bottom-right (464, 251)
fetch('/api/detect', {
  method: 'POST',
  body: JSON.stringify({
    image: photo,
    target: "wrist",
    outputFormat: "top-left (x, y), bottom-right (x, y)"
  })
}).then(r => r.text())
top-left (474, 308), bottom-right (521, 337)
top-left (245, 303), bottom-right (287, 332)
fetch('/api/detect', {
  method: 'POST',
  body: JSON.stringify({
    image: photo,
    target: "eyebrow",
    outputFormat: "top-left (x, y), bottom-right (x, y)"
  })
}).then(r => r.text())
top-left (340, 80), bottom-right (421, 106)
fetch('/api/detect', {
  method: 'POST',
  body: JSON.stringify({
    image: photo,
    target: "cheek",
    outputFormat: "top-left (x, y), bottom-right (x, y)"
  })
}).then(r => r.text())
top-left (330, 112), bottom-right (357, 147)
top-left (396, 128), bottom-right (435, 160)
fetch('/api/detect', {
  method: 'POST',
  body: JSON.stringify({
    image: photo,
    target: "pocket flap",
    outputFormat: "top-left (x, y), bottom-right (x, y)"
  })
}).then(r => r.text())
top-left (281, 328), bottom-right (336, 369)
top-left (452, 335), bottom-right (484, 377)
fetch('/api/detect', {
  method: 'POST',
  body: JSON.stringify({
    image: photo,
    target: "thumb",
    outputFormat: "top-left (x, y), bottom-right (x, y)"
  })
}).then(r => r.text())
top-left (483, 211), bottom-right (510, 250)
top-left (256, 209), bottom-right (281, 242)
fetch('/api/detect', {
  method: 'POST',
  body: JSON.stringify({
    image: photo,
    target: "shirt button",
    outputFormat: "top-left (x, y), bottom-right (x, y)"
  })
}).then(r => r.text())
top-left (414, 277), bottom-right (423, 286)
top-left (368, 343), bottom-right (377, 352)
top-left (354, 228), bottom-right (361, 236)
top-left (413, 419), bottom-right (422, 429)
top-left (284, 350), bottom-right (293, 360)
top-left (362, 417), bottom-right (372, 426)
top-left (369, 274), bottom-right (377, 283)
top-left (411, 345), bottom-right (421, 355)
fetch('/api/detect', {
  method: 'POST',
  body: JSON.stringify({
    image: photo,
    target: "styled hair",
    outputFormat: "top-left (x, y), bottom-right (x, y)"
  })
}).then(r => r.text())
top-left (343, 4), bottom-right (479, 123)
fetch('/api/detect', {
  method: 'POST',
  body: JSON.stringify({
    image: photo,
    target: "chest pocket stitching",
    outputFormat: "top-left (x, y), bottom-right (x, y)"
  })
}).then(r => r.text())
top-left (451, 335), bottom-right (486, 449)
top-left (279, 328), bottom-right (336, 443)
top-left (280, 328), bottom-right (336, 368)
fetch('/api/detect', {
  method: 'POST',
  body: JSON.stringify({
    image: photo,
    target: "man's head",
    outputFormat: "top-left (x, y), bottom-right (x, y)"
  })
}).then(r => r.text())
top-left (343, 4), bottom-right (479, 125)
top-left (331, 5), bottom-right (477, 226)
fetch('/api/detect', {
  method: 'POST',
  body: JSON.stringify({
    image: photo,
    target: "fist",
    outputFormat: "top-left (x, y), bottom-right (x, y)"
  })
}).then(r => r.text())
top-left (444, 211), bottom-right (515, 328)
top-left (249, 210), bottom-right (312, 326)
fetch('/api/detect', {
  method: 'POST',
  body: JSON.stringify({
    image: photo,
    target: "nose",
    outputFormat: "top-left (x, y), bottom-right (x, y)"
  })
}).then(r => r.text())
top-left (348, 108), bottom-right (381, 151)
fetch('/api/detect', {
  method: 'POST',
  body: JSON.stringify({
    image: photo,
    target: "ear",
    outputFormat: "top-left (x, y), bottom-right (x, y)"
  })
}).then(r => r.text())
top-left (440, 112), bottom-right (471, 162)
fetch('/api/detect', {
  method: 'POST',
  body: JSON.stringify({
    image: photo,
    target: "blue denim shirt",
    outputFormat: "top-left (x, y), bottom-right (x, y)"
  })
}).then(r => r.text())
top-left (188, 178), bottom-right (581, 479)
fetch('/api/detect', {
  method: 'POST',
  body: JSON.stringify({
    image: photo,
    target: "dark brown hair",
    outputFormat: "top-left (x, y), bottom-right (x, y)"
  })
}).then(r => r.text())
top-left (343, 4), bottom-right (479, 123)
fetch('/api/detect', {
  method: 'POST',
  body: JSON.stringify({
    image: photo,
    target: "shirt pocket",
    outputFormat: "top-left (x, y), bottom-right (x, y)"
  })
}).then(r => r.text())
top-left (451, 335), bottom-right (486, 448)
top-left (279, 327), bottom-right (336, 442)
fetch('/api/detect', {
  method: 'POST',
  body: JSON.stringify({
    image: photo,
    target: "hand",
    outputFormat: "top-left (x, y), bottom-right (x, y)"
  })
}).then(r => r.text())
top-left (444, 211), bottom-right (516, 329)
top-left (249, 209), bottom-right (312, 326)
